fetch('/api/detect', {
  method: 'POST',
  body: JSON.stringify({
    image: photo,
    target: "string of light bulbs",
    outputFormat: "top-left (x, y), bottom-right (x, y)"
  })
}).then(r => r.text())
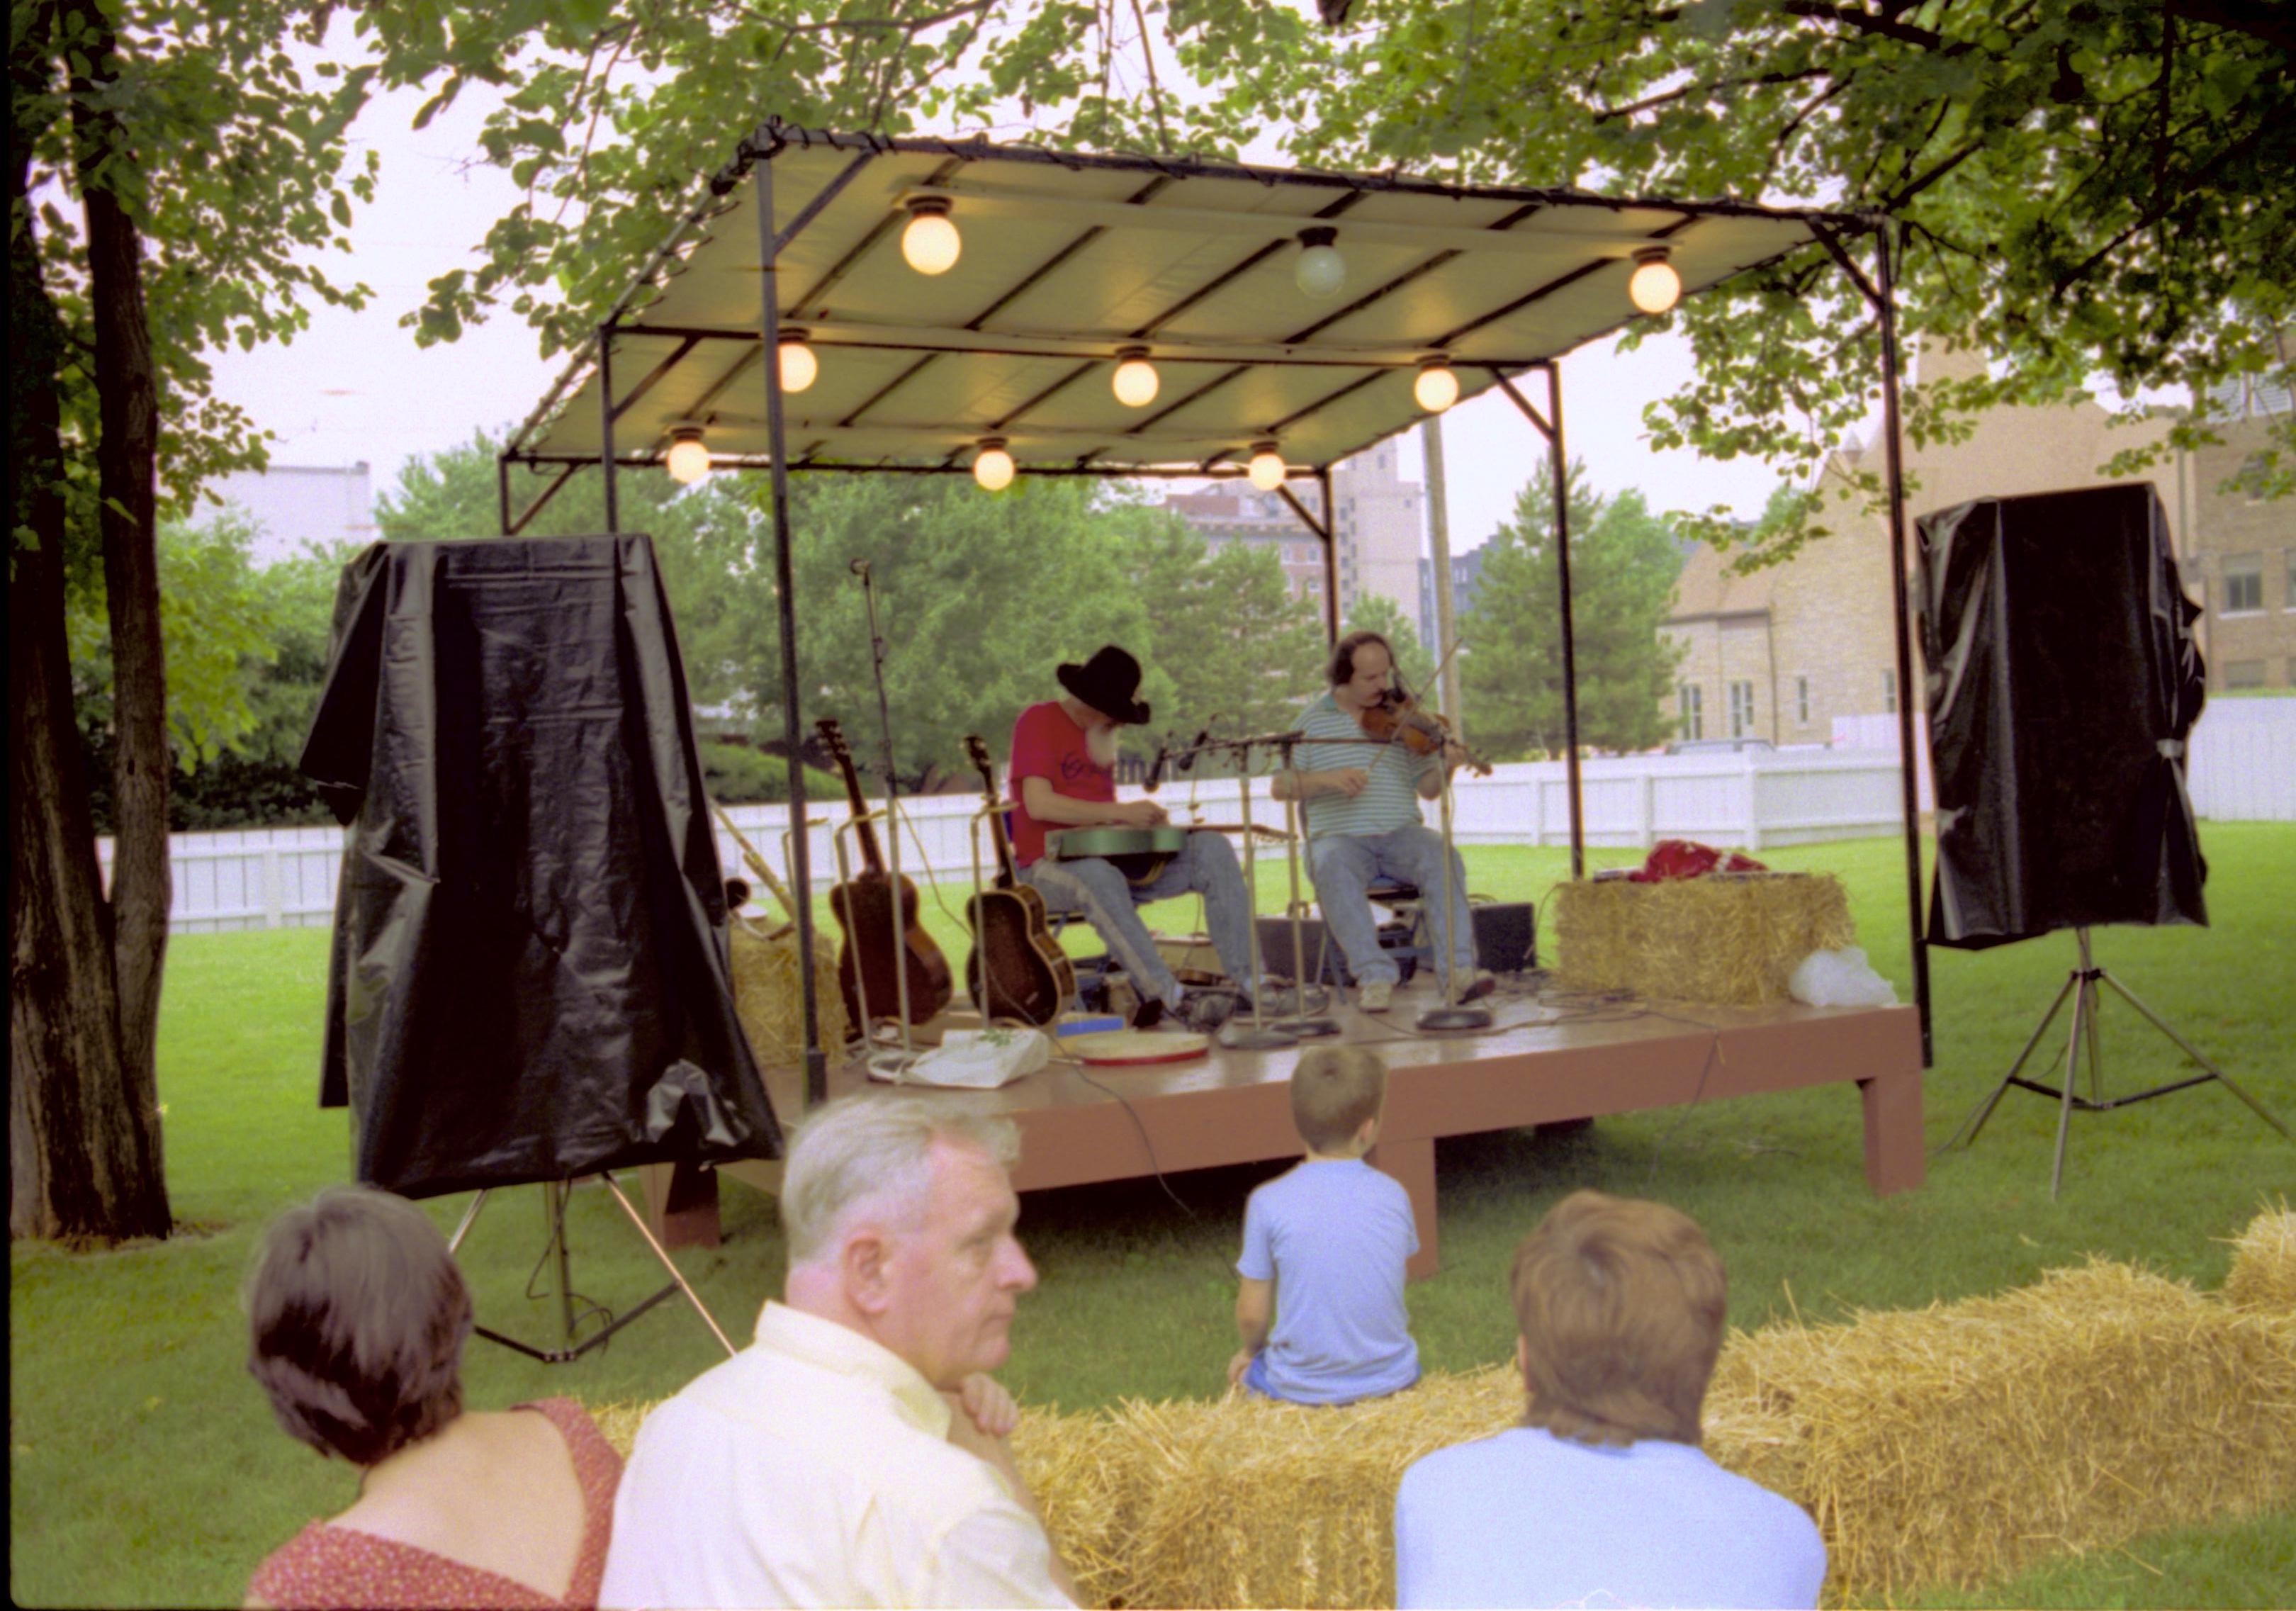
top-left (657, 201), bottom-right (1683, 488)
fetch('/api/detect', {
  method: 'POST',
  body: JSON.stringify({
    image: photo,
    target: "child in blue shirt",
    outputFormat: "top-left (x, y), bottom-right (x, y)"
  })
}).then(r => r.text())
top-left (1228, 1045), bottom-right (1420, 1405)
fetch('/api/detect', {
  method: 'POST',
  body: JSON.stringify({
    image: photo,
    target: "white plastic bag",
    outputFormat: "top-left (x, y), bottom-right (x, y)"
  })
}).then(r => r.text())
top-left (1789, 946), bottom-right (1898, 1008)
top-left (877, 1026), bottom-right (1051, 1089)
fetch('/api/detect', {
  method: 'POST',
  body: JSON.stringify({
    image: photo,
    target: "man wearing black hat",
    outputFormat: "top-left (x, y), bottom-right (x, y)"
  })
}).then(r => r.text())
top-left (1006, 646), bottom-right (1285, 1032)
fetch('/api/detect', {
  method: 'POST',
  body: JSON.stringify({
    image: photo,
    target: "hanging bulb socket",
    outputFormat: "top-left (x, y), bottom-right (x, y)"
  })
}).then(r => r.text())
top-left (665, 425), bottom-right (711, 485)
top-left (777, 330), bottom-right (818, 393)
top-left (1628, 246), bottom-right (1682, 315)
top-left (1247, 440), bottom-right (1286, 492)
top-left (901, 197), bottom-right (962, 276)
top-left (973, 436), bottom-right (1015, 492)
top-left (1414, 357), bottom-right (1459, 414)
top-left (1112, 345), bottom-right (1159, 408)
top-left (1294, 226), bottom-right (1346, 299)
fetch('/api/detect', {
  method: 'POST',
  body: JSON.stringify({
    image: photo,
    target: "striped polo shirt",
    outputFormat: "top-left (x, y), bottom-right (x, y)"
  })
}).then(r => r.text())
top-left (1293, 692), bottom-right (1437, 841)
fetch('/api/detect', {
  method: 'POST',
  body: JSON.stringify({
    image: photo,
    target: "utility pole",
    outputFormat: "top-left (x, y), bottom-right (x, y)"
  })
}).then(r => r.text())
top-left (1422, 415), bottom-right (1465, 722)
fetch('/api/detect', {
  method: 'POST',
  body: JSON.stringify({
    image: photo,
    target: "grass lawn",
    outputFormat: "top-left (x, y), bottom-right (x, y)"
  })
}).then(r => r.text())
top-left (11, 826), bottom-right (2296, 1606)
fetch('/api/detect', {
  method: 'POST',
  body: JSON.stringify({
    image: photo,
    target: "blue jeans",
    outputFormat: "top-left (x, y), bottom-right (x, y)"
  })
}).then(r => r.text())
top-left (1020, 831), bottom-right (1262, 1007)
top-left (1309, 824), bottom-right (1475, 989)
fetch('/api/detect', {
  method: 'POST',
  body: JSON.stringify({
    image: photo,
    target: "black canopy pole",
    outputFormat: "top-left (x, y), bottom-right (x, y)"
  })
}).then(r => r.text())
top-left (755, 157), bottom-right (829, 1106)
top-left (1318, 468), bottom-right (1340, 644)
top-left (598, 321), bottom-right (620, 533)
top-left (1546, 361), bottom-right (1586, 880)
top-left (1872, 223), bottom-right (1933, 1065)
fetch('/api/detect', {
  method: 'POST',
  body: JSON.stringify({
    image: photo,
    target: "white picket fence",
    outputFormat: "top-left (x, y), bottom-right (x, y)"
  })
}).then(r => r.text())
top-left (103, 701), bottom-right (2295, 935)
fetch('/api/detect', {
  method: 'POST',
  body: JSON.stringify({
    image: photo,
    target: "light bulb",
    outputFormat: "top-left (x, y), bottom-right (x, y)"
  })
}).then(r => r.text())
top-left (1294, 225), bottom-right (1346, 299)
top-left (1628, 249), bottom-right (1682, 315)
top-left (1247, 443), bottom-right (1285, 492)
top-left (1414, 361), bottom-right (1459, 413)
top-left (665, 430), bottom-right (711, 485)
top-left (901, 203), bottom-right (961, 275)
top-left (973, 439), bottom-right (1015, 492)
top-left (1112, 347), bottom-right (1159, 408)
top-left (778, 335), bottom-right (818, 393)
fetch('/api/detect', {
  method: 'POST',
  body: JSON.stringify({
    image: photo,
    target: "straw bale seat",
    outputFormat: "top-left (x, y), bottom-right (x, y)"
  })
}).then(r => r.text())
top-left (592, 1211), bottom-right (2296, 1607)
top-left (728, 911), bottom-right (850, 1065)
top-left (1555, 871), bottom-right (1855, 1006)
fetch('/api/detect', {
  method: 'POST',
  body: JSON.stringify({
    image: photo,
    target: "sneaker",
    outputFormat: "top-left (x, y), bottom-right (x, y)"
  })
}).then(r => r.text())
top-left (1174, 991), bottom-right (1237, 1033)
top-left (1449, 969), bottom-right (1497, 1006)
top-left (1244, 985), bottom-right (1301, 1018)
top-left (1357, 979), bottom-right (1395, 1013)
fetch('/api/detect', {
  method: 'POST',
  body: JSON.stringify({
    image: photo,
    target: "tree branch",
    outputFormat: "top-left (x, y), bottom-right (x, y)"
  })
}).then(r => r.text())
top-left (1777, 2), bottom-right (1946, 49)
top-left (1593, 66), bottom-right (1829, 123)
top-left (2054, 120), bottom-right (2270, 293)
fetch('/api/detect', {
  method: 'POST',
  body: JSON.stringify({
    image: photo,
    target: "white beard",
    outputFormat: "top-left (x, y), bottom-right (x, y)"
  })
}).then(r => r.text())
top-left (1084, 722), bottom-right (1122, 770)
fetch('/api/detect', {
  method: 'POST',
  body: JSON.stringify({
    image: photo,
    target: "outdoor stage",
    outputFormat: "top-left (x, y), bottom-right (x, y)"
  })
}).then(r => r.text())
top-left (646, 979), bottom-right (1925, 1277)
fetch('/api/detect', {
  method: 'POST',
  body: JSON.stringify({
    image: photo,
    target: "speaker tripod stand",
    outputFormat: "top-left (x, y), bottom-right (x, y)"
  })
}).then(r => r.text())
top-left (446, 1172), bottom-right (736, 1364)
top-left (1945, 927), bottom-right (2290, 1198)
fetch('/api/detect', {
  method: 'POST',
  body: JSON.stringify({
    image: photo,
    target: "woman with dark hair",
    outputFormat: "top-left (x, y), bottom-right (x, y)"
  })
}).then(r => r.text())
top-left (243, 1186), bottom-right (621, 1609)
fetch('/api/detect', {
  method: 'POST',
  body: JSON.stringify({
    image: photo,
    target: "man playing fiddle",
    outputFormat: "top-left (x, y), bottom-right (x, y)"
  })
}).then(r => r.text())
top-left (1009, 646), bottom-right (1293, 1033)
top-left (1273, 630), bottom-right (1495, 1013)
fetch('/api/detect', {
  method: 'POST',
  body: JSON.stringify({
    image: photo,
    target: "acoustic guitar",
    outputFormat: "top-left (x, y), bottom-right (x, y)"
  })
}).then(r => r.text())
top-left (816, 717), bottom-right (952, 1027)
top-left (961, 734), bottom-right (1076, 1026)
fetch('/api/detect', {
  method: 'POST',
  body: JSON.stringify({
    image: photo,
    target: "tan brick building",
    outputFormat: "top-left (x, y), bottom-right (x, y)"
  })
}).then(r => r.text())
top-left (1658, 342), bottom-right (2238, 742)
top-left (2180, 370), bottom-right (2296, 690)
top-left (1166, 438), bottom-right (1426, 624)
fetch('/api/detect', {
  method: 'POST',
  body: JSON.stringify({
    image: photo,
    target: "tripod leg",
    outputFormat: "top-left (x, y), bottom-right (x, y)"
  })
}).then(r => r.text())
top-left (1947, 972), bottom-right (2075, 1150)
top-left (2099, 972), bottom-right (2294, 1140)
top-left (2050, 970), bottom-right (2088, 1199)
top-left (446, 1189), bottom-right (490, 1256)
top-left (600, 1171), bottom-right (738, 1357)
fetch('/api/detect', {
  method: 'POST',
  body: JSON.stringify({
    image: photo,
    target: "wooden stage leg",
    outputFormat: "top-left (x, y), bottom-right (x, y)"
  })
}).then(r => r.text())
top-left (638, 1159), bottom-right (724, 1250)
top-left (1371, 1135), bottom-right (1440, 1281)
top-left (1859, 1064), bottom-right (1925, 1196)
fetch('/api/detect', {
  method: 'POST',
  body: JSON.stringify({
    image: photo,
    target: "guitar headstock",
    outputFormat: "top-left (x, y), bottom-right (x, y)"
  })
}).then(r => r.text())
top-left (962, 734), bottom-right (998, 798)
top-left (815, 717), bottom-right (853, 770)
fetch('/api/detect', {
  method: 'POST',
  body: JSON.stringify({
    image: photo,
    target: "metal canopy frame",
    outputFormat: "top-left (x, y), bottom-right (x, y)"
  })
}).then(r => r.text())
top-left (500, 119), bottom-right (1932, 1101)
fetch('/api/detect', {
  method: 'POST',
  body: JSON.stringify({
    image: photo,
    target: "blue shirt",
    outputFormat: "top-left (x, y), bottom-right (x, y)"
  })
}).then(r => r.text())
top-left (1395, 1425), bottom-right (1827, 1609)
top-left (1295, 691), bottom-right (1436, 841)
top-left (1237, 1157), bottom-right (1419, 1405)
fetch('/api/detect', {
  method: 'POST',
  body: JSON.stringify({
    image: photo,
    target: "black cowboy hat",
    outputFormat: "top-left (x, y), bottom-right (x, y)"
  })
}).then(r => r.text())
top-left (1057, 645), bottom-right (1152, 726)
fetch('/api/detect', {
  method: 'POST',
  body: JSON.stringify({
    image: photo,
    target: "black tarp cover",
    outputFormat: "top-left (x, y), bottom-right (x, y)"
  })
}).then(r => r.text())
top-left (1916, 483), bottom-right (2207, 951)
top-left (300, 534), bottom-right (782, 1198)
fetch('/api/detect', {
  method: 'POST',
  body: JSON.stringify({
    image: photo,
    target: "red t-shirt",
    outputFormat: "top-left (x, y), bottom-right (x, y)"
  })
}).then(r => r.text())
top-left (1008, 700), bottom-right (1115, 866)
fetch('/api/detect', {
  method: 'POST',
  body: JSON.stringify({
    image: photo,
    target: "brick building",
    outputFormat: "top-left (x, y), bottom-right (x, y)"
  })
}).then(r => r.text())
top-left (2181, 369), bottom-right (2296, 690)
top-left (1165, 437), bottom-right (1426, 623)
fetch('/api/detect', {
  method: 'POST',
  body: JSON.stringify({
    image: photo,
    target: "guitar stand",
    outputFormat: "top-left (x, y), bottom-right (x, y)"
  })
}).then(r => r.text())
top-left (446, 1173), bottom-right (736, 1364)
top-left (1945, 926), bottom-right (2290, 1198)
top-left (831, 812), bottom-right (924, 1081)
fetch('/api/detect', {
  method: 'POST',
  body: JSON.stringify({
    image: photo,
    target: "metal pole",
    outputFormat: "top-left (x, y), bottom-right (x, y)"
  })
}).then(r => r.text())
top-left (755, 160), bottom-right (828, 1107)
top-left (598, 322), bottom-right (620, 534)
top-left (1317, 467), bottom-right (1340, 644)
top-left (496, 454), bottom-right (512, 537)
top-left (1546, 361), bottom-right (1585, 880)
top-left (1873, 224), bottom-right (1932, 1065)
top-left (1422, 416), bottom-right (1465, 722)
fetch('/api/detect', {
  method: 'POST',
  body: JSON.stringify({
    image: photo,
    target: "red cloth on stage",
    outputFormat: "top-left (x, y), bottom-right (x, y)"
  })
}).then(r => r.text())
top-left (1008, 700), bottom-right (1115, 867)
top-left (245, 1398), bottom-right (621, 1610)
top-left (1627, 839), bottom-right (1768, 882)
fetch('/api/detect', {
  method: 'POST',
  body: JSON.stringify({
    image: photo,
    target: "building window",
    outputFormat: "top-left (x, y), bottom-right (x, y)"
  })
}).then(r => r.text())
top-left (1678, 683), bottom-right (1704, 740)
top-left (1728, 680), bottom-right (1755, 738)
top-left (2224, 554), bottom-right (2263, 614)
top-left (2224, 659), bottom-right (2266, 690)
top-left (1881, 668), bottom-right (1898, 713)
top-left (1796, 676), bottom-right (1811, 725)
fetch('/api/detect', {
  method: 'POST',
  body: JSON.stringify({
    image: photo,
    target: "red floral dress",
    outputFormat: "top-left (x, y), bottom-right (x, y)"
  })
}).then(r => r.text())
top-left (247, 1399), bottom-right (621, 1610)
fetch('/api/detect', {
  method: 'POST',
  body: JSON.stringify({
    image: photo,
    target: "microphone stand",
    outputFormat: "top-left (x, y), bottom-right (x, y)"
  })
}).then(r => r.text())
top-left (854, 561), bottom-right (922, 1075)
top-left (1215, 734), bottom-right (1300, 1052)
top-left (1415, 743), bottom-right (1491, 1033)
top-left (1274, 733), bottom-right (1338, 1038)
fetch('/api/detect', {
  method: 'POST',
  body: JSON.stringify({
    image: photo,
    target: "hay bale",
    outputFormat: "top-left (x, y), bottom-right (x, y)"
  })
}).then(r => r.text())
top-left (2223, 1206), bottom-right (2296, 1314)
top-left (589, 1399), bottom-right (655, 1459)
top-left (730, 913), bottom-right (850, 1067)
top-left (1554, 872), bottom-right (1855, 1006)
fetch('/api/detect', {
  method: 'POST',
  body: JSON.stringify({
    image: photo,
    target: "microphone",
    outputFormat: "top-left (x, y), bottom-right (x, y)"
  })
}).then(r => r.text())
top-left (1144, 743), bottom-right (1169, 793)
top-left (849, 558), bottom-right (870, 577)
top-left (1176, 726), bottom-right (1215, 775)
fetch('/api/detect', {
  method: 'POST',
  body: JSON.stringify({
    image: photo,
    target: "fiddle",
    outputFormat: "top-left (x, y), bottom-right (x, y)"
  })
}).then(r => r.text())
top-left (1363, 685), bottom-right (1493, 777)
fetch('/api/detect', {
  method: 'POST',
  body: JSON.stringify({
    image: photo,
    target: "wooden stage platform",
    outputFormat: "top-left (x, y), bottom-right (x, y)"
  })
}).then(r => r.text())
top-left (646, 978), bottom-right (1925, 1279)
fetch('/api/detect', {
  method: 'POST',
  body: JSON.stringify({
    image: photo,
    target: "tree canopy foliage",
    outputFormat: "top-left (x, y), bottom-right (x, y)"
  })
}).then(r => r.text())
top-left (1462, 461), bottom-right (1687, 758)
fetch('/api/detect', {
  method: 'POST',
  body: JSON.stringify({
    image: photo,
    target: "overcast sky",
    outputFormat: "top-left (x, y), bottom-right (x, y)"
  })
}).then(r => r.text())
top-left (203, 67), bottom-right (1801, 552)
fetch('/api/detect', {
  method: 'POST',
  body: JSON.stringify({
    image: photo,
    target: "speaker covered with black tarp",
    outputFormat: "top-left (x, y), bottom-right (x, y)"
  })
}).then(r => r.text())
top-left (1915, 483), bottom-right (2207, 951)
top-left (300, 534), bottom-right (782, 1199)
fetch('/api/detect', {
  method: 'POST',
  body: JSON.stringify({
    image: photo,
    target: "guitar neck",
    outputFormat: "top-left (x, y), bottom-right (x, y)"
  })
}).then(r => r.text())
top-left (964, 736), bottom-right (1020, 887)
top-left (819, 723), bottom-right (886, 875)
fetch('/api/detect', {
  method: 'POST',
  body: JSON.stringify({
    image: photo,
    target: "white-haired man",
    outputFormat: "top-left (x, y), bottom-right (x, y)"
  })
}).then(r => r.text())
top-left (600, 1096), bottom-right (1076, 1607)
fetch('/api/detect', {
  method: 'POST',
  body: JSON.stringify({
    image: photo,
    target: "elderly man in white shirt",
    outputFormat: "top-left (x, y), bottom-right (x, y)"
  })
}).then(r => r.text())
top-left (600, 1095), bottom-right (1076, 1608)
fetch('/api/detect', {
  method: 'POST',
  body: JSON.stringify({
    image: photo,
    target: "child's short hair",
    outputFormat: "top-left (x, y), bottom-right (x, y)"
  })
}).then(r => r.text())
top-left (1290, 1045), bottom-right (1388, 1152)
top-left (1509, 1189), bottom-right (1726, 1448)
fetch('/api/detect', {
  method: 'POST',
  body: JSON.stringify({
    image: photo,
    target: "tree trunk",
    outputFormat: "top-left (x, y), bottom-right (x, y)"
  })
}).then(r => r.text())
top-left (7, 23), bottom-right (170, 1242)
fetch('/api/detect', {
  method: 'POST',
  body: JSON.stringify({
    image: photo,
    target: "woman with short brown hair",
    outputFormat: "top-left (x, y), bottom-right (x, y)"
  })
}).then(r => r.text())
top-left (244, 1186), bottom-right (621, 1609)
